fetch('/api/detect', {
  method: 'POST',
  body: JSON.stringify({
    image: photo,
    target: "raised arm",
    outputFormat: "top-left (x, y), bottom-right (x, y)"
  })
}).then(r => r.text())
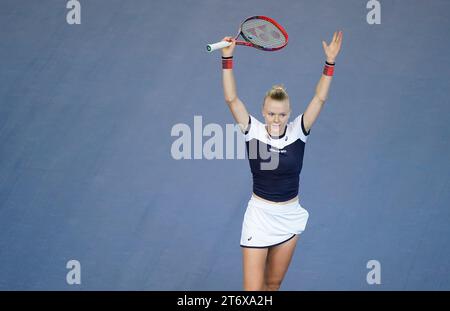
top-left (221, 37), bottom-right (250, 132)
top-left (303, 31), bottom-right (343, 133)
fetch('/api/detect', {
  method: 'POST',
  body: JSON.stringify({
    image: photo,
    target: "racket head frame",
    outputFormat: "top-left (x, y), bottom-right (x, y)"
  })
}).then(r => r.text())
top-left (234, 15), bottom-right (289, 51)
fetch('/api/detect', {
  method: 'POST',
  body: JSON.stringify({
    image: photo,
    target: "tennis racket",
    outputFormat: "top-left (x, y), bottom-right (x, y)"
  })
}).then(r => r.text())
top-left (206, 16), bottom-right (288, 52)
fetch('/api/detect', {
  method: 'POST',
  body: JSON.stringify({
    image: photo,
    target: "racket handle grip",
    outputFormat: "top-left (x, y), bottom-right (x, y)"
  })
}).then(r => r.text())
top-left (206, 41), bottom-right (232, 52)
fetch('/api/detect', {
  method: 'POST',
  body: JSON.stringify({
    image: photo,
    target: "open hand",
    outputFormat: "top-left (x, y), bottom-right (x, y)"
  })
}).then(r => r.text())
top-left (322, 31), bottom-right (343, 63)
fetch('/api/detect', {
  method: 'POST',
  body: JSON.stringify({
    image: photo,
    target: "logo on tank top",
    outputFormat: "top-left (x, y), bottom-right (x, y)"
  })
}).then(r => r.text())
top-left (269, 147), bottom-right (286, 154)
top-left (247, 236), bottom-right (252, 241)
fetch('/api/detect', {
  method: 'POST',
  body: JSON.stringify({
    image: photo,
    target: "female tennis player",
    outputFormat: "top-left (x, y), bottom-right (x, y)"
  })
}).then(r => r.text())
top-left (220, 31), bottom-right (343, 291)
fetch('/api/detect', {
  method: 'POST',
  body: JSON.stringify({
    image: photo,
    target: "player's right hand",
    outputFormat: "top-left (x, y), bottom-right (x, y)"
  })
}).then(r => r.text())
top-left (221, 37), bottom-right (236, 57)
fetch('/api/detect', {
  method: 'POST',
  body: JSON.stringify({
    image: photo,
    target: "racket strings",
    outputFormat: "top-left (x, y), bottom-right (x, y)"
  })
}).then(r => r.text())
top-left (241, 19), bottom-right (286, 49)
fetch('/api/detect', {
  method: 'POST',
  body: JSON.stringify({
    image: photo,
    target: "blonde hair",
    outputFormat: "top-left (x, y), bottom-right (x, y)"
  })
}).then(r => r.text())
top-left (264, 84), bottom-right (289, 101)
top-left (264, 84), bottom-right (289, 105)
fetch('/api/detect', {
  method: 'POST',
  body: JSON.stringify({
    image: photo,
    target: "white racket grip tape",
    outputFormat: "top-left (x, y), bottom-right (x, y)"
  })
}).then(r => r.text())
top-left (206, 41), bottom-right (232, 52)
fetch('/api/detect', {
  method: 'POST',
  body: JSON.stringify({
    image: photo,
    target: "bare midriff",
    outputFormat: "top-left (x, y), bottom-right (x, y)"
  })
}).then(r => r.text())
top-left (252, 193), bottom-right (299, 205)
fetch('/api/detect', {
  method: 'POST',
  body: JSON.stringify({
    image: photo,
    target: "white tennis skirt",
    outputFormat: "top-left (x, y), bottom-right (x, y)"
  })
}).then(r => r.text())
top-left (240, 195), bottom-right (309, 248)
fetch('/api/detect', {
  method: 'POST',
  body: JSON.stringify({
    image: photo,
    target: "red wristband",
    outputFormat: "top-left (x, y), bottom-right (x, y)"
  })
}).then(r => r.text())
top-left (323, 63), bottom-right (335, 76)
top-left (222, 59), bottom-right (233, 69)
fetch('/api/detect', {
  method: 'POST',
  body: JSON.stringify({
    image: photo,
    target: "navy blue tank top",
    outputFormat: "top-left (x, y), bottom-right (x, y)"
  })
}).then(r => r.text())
top-left (243, 114), bottom-right (310, 202)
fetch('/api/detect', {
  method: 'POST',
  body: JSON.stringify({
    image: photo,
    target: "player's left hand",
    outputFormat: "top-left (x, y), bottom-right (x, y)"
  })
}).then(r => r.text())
top-left (322, 31), bottom-right (343, 63)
